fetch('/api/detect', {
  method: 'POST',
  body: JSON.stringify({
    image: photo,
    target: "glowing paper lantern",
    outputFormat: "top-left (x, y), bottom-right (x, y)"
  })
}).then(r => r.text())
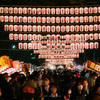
top-left (9, 7), bottom-right (13, 14)
top-left (18, 7), bottom-right (22, 14)
top-left (32, 8), bottom-right (36, 15)
top-left (9, 33), bottom-right (14, 40)
top-left (37, 8), bottom-right (41, 14)
top-left (18, 43), bottom-right (23, 49)
top-left (56, 8), bottom-right (60, 15)
top-left (23, 7), bottom-right (27, 14)
top-left (19, 34), bottom-right (23, 40)
top-left (14, 34), bottom-right (18, 40)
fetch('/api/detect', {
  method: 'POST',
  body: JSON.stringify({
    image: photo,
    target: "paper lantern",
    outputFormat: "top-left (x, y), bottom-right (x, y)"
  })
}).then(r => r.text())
top-left (51, 17), bottom-right (55, 23)
top-left (66, 25), bottom-right (69, 32)
top-left (41, 8), bottom-right (45, 14)
top-left (94, 24), bottom-right (98, 31)
top-left (14, 16), bottom-right (18, 23)
top-left (33, 25), bottom-right (36, 32)
top-left (66, 17), bottom-right (69, 23)
top-left (23, 43), bottom-right (28, 50)
top-left (94, 42), bottom-right (99, 49)
top-left (23, 16), bottom-right (27, 23)
top-left (18, 7), bottom-right (22, 14)
top-left (61, 25), bottom-right (65, 32)
top-left (94, 16), bottom-right (98, 22)
top-left (47, 26), bottom-right (51, 32)
top-left (42, 25), bottom-right (46, 32)
top-left (80, 34), bottom-right (85, 40)
top-left (9, 7), bottom-right (13, 14)
top-left (0, 16), bottom-right (4, 22)
top-left (18, 16), bottom-right (23, 23)
top-left (5, 16), bottom-right (8, 22)
top-left (46, 8), bottom-right (51, 15)
top-left (85, 34), bottom-right (89, 40)
top-left (23, 7), bottom-right (27, 14)
top-left (28, 16), bottom-right (32, 23)
top-left (94, 33), bottom-right (98, 40)
top-left (84, 7), bottom-right (88, 14)
top-left (18, 43), bottom-right (23, 49)
top-left (37, 17), bottom-right (41, 23)
top-left (51, 8), bottom-right (55, 14)
top-left (32, 8), bottom-right (36, 15)
top-left (89, 16), bottom-right (93, 22)
top-left (23, 34), bottom-right (28, 40)
top-left (56, 26), bottom-right (60, 33)
top-left (33, 17), bottom-right (36, 23)
top-left (14, 34), bottom-right (18, 40)
top-left (89, 33), bottom-right (94, 40)
top-left (80, 7), bottom-right (84, 14)
top-left (98, 7), bottom-right (100, 13)
top-left (9, 16), bottom-right (13, 22)
top-left (19, 34), bottom-right (23, 40)
top-left (18, 25), bottom-right (23, 32)
top-left (89, 25), bottom-right (93, 31)
top-left (23, 25), bottom-right (27, 32)
top-left (37, 25), bottom-right (41, 32)
top-left (85, 43), bottom-right (89, 49)
top-left (75, 25), bottom-right (79, 32)
top-left (42, 17), bottom-right (46, 23)
top-left (9, 25), bottom-right (13, 31)
top-left (61, 17), bottom-right (65, 23)
top-left (27, 8), bottom-right (32, 14)
top-left (56, 17), bottom-right (60, 23)
top-left (14, 7), bottom-right (18, 14)
top-left (56, 8), bottom-right (60, 15)
top-left (51, 26), bottom-right (55, 32)
top-left (4, 7), bottom-right (8, 14)
top-left (37, 8), bottom-right (41, 14)
top-left (80, 25), bottom-right (84, 32)
top-left (71, 43), bottom-right (74, 50)
top-left (9, 33), bottom-right (13, 40)
top-left (75, 16), bottom-right (79, 23)
top-left (90, 42), bottom-right (93, 49)
top-left (28, 25), bottom-right (32, 32)
top-left (47, 17), bottom-right (51, 23)
top-left (85, 25), bottom-right (89, 32)
top-left (94, 7), bottom-right (97, 13)
top-left (84, 16), bottom-right (88, 23)
top-left (65, 8), bottom-right (69, 14)
top-left (70, 17), bottom-right (74, 23)
top-left (89, 7), bottom-right (93, 14)
top-left (75, 8), bottom-right (79, 15)
top-left (28, 43), bottom-right (32, 49)
top-left (70, 25), bottom-right (74, 32)
top-left (70, 8), bottom-right (74, 15)
top-left (14, 25), bottom-right (19, 31)
top-left (61, 8), bottom-right (65, 15)
top-left (80, 16), bottom-right (84, 23)
top-left (0, 7), bottom-right (4, 13)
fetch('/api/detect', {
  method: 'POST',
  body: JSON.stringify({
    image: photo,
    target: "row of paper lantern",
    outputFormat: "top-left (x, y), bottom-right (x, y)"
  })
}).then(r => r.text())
top-left (45, 59), bottom-right (74, 62)
top-left (18, 43), bottom-right (72, 50)
top-left (38, 54), bottom-right (79, 59)
top-left (4, 24), bottom-right (100, 32)
top-left (71, 42), bottom-right (99, 49)
top-left (0, 7), bottom-right (100, 15)
top-left (1, 16), bottom-right (100, 23)
top-left (18, 42), bottom-right (99, 50)
top-left (33, 49), bottom-right (83, 54)
top-left (34, 49), bottom-right (84, 54)
top-left (9, 33), bottom-right (100, 41)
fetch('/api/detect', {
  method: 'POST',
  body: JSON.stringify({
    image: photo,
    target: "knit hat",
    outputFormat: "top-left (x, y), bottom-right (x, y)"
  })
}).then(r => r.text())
top-left (23, 80), bottom-right (37, 89)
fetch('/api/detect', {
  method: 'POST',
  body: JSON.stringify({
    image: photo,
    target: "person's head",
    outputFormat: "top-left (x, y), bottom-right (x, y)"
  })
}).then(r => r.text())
top-left (2, 73), bottom-right (9, 81)
top-left (64, 86), bottom-right (72, 98)
top-left (91, 72), bottom-right (97, 79)
top-left (83, 79), bottom-right (89, 89)
top-left (11, 72), bottom-right (19, 81)
top-left (44, 76), bottom-right (50, 86)
top-left (50, 83), bottom-right (58, 94)
top-left (23, 86), bottom-right (35, 100)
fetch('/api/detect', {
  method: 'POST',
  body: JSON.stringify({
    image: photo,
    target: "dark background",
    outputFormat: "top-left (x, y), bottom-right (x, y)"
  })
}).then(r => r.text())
top-left (0, 0), bottom-right (100, 65)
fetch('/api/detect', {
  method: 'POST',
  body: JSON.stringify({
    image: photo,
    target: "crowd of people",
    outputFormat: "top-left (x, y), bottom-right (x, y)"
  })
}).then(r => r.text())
top-left (0, 69), bottom-right (100, 100)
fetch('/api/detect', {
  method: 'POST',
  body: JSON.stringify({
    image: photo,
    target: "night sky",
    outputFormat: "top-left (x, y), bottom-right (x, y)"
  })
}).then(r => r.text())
top-left (0, 0), bottom-right (100, 65)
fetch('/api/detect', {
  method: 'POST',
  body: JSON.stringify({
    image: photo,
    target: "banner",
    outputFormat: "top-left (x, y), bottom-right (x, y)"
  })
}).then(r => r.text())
top-left (87, 60), bottom-right (100, 72)
top-left (12, 61), bottom-right (19, 70)
top-left (0, 56), bottom-right (11, 72)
